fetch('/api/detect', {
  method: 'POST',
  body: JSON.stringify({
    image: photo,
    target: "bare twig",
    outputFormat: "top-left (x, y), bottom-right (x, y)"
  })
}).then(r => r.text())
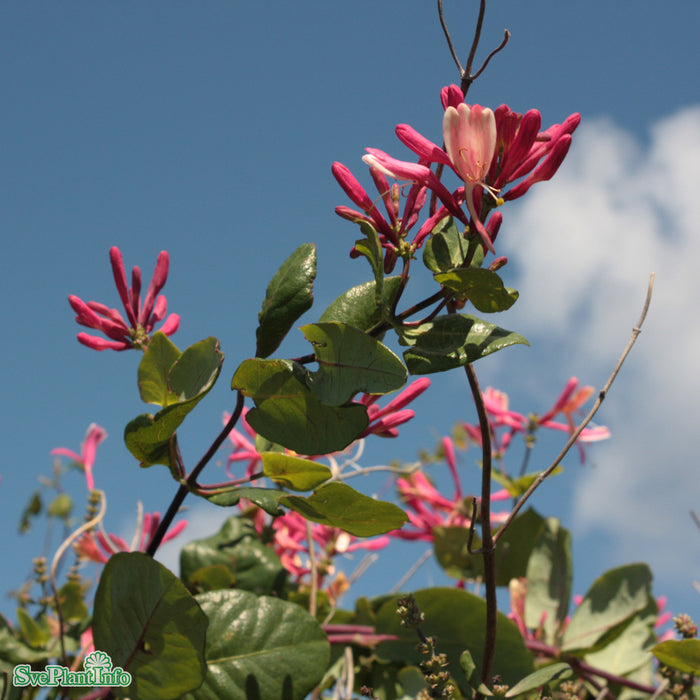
top-left (690, 509), bottom-right (700, 532)
top-left (494, 273), bottom-right (655, 545)
top-left (50, 491), bottom-right (107, 665)
top-left (391, 548), bottom-right (433, 592)
top-left (470, 30), bottom-right (511, 83)
top-left (464, 0), bottom-right (487, 81)
top-left (436, 0), bottom-right (510, 95)
top-left (437, 0), bottom-right (464, 75)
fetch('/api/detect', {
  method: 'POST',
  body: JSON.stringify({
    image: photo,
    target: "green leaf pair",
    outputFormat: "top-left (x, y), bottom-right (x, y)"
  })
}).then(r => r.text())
top-left (233, 321), bottom-right (406, 454)
top-left (124, 334), bottom-right (224, 469)
top-left (206, 484), bottom-right (407, 538)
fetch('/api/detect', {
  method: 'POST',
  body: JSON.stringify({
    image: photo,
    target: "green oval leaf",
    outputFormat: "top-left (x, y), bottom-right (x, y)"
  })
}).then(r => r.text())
top-left (402, 314), bottom-right (529, 375)
top-left (525, 517), bottom-right (572, 644)
top-left (433, 525), bottom-right (484, 580)
top-left (435, 268), bottom-right (519, 313)
top-left (204, 486), bottom-right (286, 514)
top-left (652, 639), bottom-right (700, 674)
top-left (169, 337), bottom-right (224, 402)
top-left (138, 332), bottom-right (182, 406)
top-left (183, 589), bottom-right (330, 700)
top-left (422, 216), bottom-right (467, 273)
top-left (280, 482), bottom-right (407, 537)
top-left (562, 563), bottom-right (653, 653)
top-left (125, 338), bottom-right (224, 469)
top-left (583, 602), bottom-right (658, 676)
top-left (180, 516), bottom-right (286, 597)
top-left (261, 452), bottom-right (331, 491)
top-left (505, 662), bottom-right (572, 697)
top-left (256, 243), bottom-right (316, 358)
top-left (301, 322), bottom-right (407, 405)
top-left (493, 508), bottom-right (546, 586)
top-left (375, 588), bottom-right (534, 693)
top-left (231, 358), bottom-right (369, 454)
top-left (92, 552), bottom-right (208, 699)
top-left (319, 276), bottom-right (402, 332)
top-left (355, 221), bottom-right (384, 287)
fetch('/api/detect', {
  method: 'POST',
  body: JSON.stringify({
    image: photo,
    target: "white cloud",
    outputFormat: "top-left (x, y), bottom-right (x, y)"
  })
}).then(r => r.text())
top-left (502, 107), bottom-right (700, 599)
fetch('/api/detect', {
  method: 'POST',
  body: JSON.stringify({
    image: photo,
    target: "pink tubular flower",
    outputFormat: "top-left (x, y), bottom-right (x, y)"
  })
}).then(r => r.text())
top-left (385, 85), bottom-right (579, 253)
top-left (394, 468), bottom-right (510, 543)
top-left (74, 510), bottom-right (187, 564)
top-left (357, 378), bottom-right (431, 438)
top-left (68, 246), bottom-right (180, 351)
top-left (443, 103), bottom-right (499, 250)
top-left (464, 379), bottom-right (610, 462)
top-left (333, 160), bottom-right (441, 273)
top-left (51, 423), bottom-right (107, 492)
top-left (223, 407), bottom-right (263, 479)
top-left (323, 623), bottom-right (398, 646)
top-left (261, 510), bottom-right (389, 593)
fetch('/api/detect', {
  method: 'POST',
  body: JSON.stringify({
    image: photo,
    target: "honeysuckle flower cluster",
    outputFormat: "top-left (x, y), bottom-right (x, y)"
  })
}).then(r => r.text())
top-left (74, 511), bottom-right (187, 565)
top-left (51, 423), bottom-right (107, 492)
top-left (462, 378), bottom-right (610, 461)
top-left (68, 246), bottom-right (179, 351)
top-left (393, 436), bottom-right (510, 543)
top-left (259, 509), bottom-right (390, 592)
top-left (335, 84), bottom-right (579, 258)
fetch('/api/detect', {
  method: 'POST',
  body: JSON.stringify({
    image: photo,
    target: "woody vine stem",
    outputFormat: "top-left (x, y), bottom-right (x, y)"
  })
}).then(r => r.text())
top-left (435, 2), bottom-right (656, 694)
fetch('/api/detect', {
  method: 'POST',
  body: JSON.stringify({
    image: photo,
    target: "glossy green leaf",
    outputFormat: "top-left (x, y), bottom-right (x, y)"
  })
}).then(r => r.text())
top-left (584, 603), bottom-right (657, 676)
top-left (231, 358), bottom-right (369, 454)
top-left (355, 222), bottom-right (384, 291)
top-left (397, 666), bottom-right (430, 696)
top-left (505, 662), bottom-right (572, 697)
top-left (168, 337), bottom-right (224, 402)
top-left (433, 525), bottom-right (484, 580)
top-left (138, 332), bottom-right (182, 406)
top-left (126, 338), bottom-right (223, 468)
top-left (180, 516), bottom-right (286, 597)
top-left (423, 216), bottom-right (467, 273)
top-left (55, 581), bottom-right (88, 623)
top-left (375, 588), bottom-right (534, 693)
top-left (261, 452), bottom-right (331, 491)
top-left (562, 563), bottom-right (653, 653)
top-left (0, 614), bottom-right (53, 665)
top-left (652, 639), bottom-right (700, 674)
top-left (402, 314), bottom-right (529, 375)
top-left (204, 486), bottom-right (286, 515)
top-left (319, 276), bottom-right (402, 331)
top-left (460, 649), bottom-right (493, 695)
top-left (435, 268), bottom-right (519, 312)
top-left (92, 552), bottom-right (208, 699)
top-left (255, 243), bottom-right (316, 359)
top-left (185, 565), bottom-right (237, 594)
top-left (16, 609), bottom-right (51, 648)
top-left (19, 491), bottom-right (42, 533)
top-left (301, 322), bottom-right (407, 405)
top-left (525, 517), bottom-right (572, 644)
top-left (281, 482), bottom-right (408, 536)
top-left (182, 589), bottom-right (330, 700)
top-left (494, 508), bottom-right (546, 586)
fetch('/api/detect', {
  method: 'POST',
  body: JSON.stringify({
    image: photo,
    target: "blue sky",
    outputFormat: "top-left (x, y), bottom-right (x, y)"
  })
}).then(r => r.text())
top-left (1, 1), bottom-right (699, 627)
